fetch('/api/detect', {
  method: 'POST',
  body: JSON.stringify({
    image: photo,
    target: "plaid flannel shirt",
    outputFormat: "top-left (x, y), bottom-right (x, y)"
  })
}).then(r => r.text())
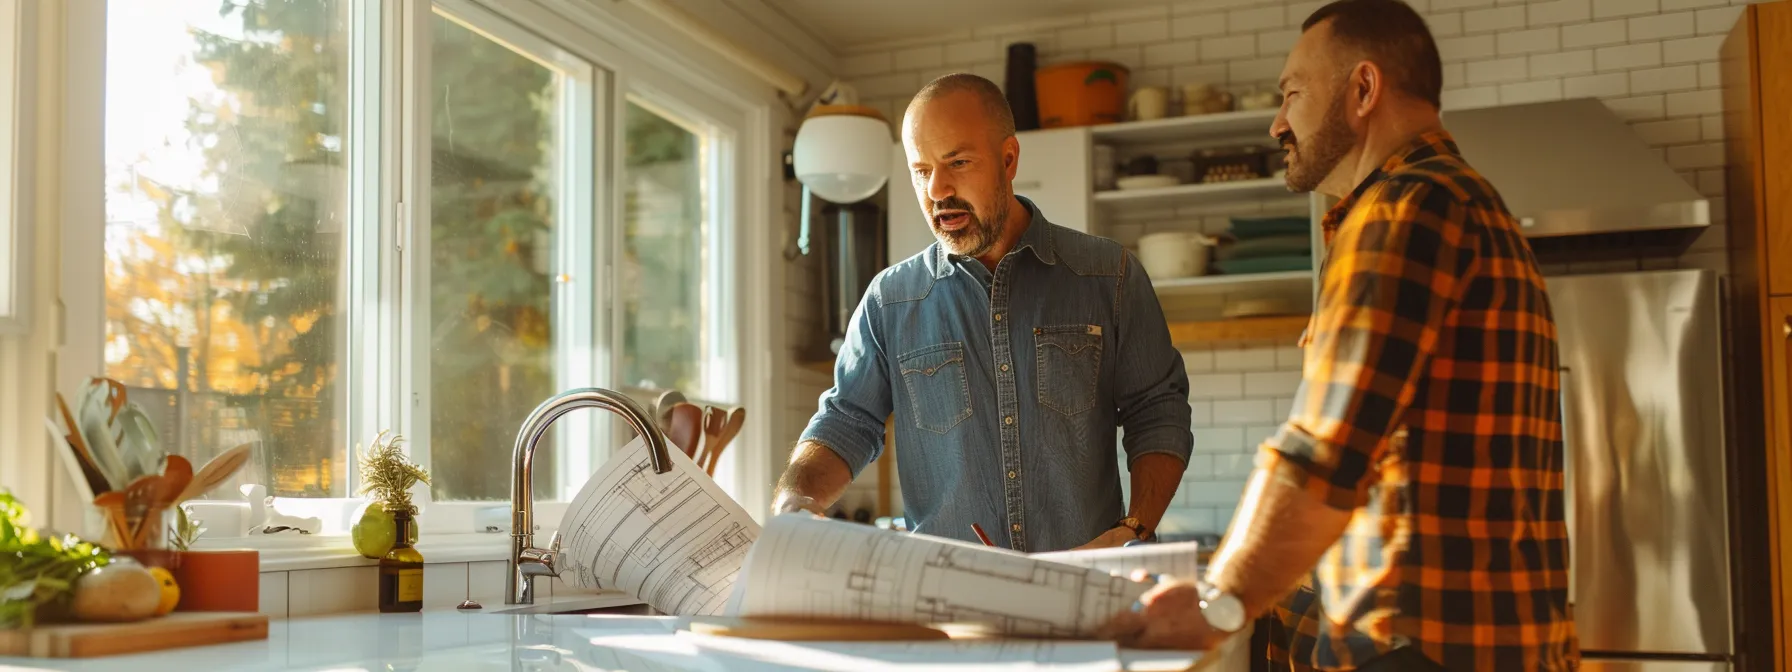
top-left (1260, 132), bottom-right (1579, 670)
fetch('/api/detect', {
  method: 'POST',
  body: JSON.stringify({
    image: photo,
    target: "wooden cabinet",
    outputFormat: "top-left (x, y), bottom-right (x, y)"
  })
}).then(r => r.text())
top-left (1722, 3), bottom-right (1792, 669)
top-left (885, 127), bottom-right (1094, 262)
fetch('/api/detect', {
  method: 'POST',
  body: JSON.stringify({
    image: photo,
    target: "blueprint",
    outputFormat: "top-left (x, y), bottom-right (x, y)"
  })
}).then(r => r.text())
top-left (557, 437), bottom-right (760, 616)
top-left (1032, 541), bottom-right (1206, 580)
top-left (730, 514), bottom-right (1152, 638)
top-left (575, 633), bottom-right (1120, 671)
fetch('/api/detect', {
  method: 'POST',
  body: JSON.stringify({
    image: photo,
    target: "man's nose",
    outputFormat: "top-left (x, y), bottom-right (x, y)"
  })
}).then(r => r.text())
top-left (1269, 112), bottom-right (1291, 143)
top-left (926, 172), bottom-right (954, 204)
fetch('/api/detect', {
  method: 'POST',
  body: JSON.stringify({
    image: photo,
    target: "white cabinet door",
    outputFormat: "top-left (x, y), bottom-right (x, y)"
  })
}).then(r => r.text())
top-left (884, 127), bottom-right (1094, 265)
top-left (1011, 126), bottom-right (1093, 232)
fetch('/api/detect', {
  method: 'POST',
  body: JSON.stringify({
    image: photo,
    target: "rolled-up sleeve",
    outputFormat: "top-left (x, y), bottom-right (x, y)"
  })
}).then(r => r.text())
top-left (798, 280), bottom-right (893, 478)
top-left (1265, 179), bottom-right (1469, 511)
top-left (1114, 250), bottom-right (1193, 465)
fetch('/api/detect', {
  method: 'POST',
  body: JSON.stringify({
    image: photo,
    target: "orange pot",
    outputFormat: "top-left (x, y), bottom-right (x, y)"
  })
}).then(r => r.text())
top-left (167, 550), bottom-right (260, 613)
top-left (1033, 61), bottom-right (1130, 128)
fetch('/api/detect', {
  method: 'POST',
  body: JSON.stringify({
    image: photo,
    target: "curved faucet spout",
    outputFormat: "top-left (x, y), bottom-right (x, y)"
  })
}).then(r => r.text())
top-left (507, 387), bottom-right (671, 605)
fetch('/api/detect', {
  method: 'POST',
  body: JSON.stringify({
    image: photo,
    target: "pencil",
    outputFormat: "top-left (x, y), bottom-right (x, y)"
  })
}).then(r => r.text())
top-left (970, 522), bottom-right (995, 546)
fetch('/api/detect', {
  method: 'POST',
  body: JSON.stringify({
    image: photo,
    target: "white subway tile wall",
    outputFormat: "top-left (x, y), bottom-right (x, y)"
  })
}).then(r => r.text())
top-left (775, 0), bottom-right (1756, 535)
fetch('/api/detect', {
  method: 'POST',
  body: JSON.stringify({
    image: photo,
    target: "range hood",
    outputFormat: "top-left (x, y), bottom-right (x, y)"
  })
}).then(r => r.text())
top-left (1441, 97), bottom-right (1711, 240)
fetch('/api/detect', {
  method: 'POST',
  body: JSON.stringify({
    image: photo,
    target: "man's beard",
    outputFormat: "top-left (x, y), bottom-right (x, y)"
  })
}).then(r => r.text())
top-left (1280, 90), bottom-right (1357, 193)
top-left (929, 186), bottom-right (1009, 258)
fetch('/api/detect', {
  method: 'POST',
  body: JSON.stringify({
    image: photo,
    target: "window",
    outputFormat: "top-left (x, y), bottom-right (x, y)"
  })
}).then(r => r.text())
top-left (423, 8), bottom-right (595, 502)
top-left (82, 0), bottom-right (756, 541)
top-left (0, 0), bottom-right (28, 331)
top-left (102, 0), bottom-right (352, 499)
top-left (621, 101), bottom-right (713, 398)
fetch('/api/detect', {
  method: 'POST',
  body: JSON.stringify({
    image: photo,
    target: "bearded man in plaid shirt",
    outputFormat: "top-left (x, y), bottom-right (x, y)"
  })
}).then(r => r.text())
top-left (1100, 0), bottom-right (1580, 669)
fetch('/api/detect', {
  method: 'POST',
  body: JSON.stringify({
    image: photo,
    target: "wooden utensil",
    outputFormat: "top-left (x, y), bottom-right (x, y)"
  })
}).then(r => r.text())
top-left (176, 443), bottom-right (253, 504)
top-left (695, 406), bottom-right (725, 471)
top-left (91, 492), bottom-right (130, 548)
top-left (54, 396), bottom-right (111, 494)
top-left (667, 403), bottom-right (704, 460)
top-left (122, 475), bottom-right (163, 549)
top-left (157, 456), bottom-right (192, 508)
top-left (701, 407), bottom-right (745, 476)
top-left (654, 389), bottom-right (687, 434)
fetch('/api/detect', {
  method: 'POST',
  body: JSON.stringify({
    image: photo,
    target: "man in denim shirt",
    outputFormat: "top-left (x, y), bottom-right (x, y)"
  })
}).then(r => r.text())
top-left (773, 74), bottom-right (1193, 552)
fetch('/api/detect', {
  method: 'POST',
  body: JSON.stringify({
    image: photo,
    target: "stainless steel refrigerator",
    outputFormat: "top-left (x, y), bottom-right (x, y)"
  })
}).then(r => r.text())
top-left (1549, 269), bottom-right (1735, 671)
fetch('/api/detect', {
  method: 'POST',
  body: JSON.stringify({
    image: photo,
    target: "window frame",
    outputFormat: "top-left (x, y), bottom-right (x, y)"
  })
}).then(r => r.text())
top-left (61, 0), bottom-right (780, 555)
top-left (0, 0), bottom-right (29, 334)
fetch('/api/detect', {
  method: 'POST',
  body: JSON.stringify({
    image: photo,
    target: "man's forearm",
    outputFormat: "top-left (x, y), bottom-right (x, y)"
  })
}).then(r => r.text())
top-left (1204, 464), bottom-right (1352, 618)
top-left (771, 441), bottom-right (855, 514)
top-left (1127, 452), bottom-right (1185, 536)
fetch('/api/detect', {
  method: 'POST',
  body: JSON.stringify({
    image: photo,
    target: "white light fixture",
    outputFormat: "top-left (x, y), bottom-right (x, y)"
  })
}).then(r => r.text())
top-left (787, 81), bottom-right (891, 257)
top-left (792, 108), bottom-right (890, 203)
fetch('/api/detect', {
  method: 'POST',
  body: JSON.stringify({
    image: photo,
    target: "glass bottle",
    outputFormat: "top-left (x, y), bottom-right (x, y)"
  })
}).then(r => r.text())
top-left (378, 508), bottom-right (423, 613)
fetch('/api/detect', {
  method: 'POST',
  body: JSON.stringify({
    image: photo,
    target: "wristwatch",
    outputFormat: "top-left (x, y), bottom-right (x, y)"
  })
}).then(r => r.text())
top-left (1113, 516), bottom-right (1153, 541)
top-left (1197, 584), bottom-right (1247, 634)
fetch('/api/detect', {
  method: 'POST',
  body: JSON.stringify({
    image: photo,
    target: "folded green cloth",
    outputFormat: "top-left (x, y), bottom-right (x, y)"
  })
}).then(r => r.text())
top-left (1218, 234), bottom-right (1311, 261)
top-left (1213, 255), bottom-right (1313, 274)
top-left (1228, 216), bottom-right (1311, 239)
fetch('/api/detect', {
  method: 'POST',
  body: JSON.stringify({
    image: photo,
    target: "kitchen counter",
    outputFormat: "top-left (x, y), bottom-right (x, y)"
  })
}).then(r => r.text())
top-left (0, 609), bottom-right (1224, 671)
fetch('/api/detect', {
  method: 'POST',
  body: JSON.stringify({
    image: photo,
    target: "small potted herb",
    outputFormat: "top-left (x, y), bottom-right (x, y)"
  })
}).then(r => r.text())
top-left (351, 431), bottom-right (431, 559)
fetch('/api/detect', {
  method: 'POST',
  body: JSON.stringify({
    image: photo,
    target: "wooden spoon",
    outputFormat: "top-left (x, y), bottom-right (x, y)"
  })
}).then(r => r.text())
top-left (158, 455), bottom-right (193, 509)
top-left (703, 408), bottom-right (746, 476)
top-left (176, 443), bottom-right (254, 504)
top-left (667, 403), bottom-right (704, 460)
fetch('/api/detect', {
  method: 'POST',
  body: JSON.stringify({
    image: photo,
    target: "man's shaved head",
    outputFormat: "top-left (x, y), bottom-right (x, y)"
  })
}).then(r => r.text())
top-left (905, 73), bottom-right (1016, 143)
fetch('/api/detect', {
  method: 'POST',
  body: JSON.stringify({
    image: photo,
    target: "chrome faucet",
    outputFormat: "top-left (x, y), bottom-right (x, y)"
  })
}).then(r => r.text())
top-left (507, 387), bottom-right (673, 605)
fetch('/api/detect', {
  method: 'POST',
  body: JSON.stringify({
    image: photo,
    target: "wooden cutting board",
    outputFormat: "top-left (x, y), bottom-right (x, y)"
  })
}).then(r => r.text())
top-left (686, 616), bottom-right (950, 641)
top-left (0, 612), bottom-right (269, 658)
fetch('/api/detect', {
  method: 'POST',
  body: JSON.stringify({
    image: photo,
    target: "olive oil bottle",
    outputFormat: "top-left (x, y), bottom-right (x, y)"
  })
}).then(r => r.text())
top-left (379, 509), bottom-right (423, 612)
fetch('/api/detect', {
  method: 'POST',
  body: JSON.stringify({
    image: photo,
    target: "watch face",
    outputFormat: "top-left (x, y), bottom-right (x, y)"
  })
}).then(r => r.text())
top-left (1202, 592), bottom-right (1247, 633)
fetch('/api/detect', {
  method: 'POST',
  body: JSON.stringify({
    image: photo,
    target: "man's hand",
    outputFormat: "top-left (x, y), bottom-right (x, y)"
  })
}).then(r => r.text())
top-left (771, 492), bottom-right (827, 517)
top-left (1097, 573), bottom-right (1231, 650)
top-left (1073, 526), bottom-right (1140, 550)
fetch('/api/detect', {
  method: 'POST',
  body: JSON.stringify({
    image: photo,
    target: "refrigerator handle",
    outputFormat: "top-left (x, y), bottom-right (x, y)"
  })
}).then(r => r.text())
top-left (1558, 366), bottom-right (1574, 605)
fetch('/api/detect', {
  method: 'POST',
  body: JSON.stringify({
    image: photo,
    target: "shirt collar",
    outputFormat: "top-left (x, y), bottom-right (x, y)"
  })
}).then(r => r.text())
top-left (933, 194), bottom-right (1057, 278)
top-left (1319, 130), bottom-right (1461, 245)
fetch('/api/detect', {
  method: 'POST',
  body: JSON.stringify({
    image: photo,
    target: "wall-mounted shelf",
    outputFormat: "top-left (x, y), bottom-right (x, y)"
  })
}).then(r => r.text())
top-left (1094, 178), bottom-right (1298, 209)
top-left (1151, 270), bottom-right (1312, 296)
top-left (1168, 315), bottom-right (1309, 345)
top-left (1090, 109), bottom-right (1280, 147)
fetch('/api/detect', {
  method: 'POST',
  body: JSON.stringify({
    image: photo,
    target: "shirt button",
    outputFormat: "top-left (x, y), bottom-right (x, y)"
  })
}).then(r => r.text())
top-left (1008, 471), bottom-right (1017, 479)
top-left (1004, 416), bottom-right (1014, 425)
top-left (1011, 524), bottom-right (1021, 532)
top-left (994, 313), bottom-right (1003, 322)
top-left (1000, 364), bottom-right (1010, 372)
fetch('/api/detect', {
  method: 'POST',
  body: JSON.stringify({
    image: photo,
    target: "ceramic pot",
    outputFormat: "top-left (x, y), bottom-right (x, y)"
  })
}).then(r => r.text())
top-left (1138, 232), bottom-right (1218, 279)
top-left (167, 549), bottom-right (260, 612)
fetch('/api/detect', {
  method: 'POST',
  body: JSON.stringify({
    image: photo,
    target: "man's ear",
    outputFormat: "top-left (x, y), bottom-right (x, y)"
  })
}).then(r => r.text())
top-left (1351, 61), bottom-right (1383, 117)
top-left (1002, 135), bottom-right (1021, 181)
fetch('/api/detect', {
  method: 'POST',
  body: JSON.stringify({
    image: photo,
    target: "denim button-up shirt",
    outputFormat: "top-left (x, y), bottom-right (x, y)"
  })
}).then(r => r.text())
top-left (800, 196), bottom-right (1193, 552)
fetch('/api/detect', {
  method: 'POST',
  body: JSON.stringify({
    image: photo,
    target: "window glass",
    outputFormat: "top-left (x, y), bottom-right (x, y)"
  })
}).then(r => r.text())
top-left (103, 0), bottom-right (351, 498)
top-left (426, 10), bottom-right (563, 501)
top-left (621, 102), bottom-right (712, 398)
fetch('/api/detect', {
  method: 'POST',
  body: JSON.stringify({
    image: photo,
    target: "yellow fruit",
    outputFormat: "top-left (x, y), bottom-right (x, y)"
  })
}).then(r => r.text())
top-left (148, 566), bottom-right (180, 616)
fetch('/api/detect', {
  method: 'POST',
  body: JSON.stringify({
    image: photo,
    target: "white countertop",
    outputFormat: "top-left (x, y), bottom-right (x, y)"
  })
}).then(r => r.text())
top-left (0, 609), bottom-right (1223, 672)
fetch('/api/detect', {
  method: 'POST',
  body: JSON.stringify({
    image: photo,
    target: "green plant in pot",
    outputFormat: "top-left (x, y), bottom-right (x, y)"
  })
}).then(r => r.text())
top-left (352, 431), bottom-right (430, 559)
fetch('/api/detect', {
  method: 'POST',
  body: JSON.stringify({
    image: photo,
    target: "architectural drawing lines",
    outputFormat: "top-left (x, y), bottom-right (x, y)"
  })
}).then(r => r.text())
top-left (558, 438), bottom-right (759, 616)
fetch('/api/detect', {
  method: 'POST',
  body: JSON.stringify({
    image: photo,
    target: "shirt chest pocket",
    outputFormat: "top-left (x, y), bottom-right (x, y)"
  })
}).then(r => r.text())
top-left (898, 342), bottom-right (974, 434)
top-left (1034, 325), bottom-right (1103, 416)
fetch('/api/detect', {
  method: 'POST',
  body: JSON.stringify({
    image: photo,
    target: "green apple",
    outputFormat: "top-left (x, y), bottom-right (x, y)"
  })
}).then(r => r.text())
top-left (351, 503), bottom-right (395, 559)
